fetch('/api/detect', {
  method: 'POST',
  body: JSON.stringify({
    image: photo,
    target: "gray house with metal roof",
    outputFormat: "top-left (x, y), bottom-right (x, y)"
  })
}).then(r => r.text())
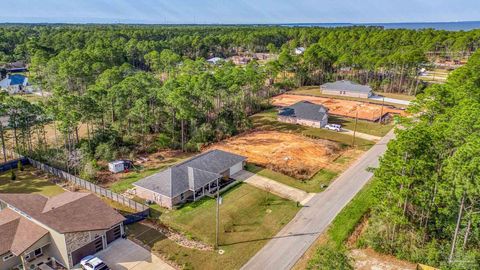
top-left (321, 80), bottom-right (373, 98)
top-left (278, 101), bottom-right (329, 128)
top-left (133, 150), bottom-right (246, 208)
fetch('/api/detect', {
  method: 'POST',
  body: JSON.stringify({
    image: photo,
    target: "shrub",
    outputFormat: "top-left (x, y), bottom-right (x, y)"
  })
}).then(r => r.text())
top-left (10, 170), bottom-right (16, 181)
top-left (307, 244), bottom-right (353, 270)
top-left (17, 160), bottom-right (23, 171)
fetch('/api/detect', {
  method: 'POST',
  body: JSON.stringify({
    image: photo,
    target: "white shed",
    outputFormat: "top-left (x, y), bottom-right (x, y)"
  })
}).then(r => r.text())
top-left (108, 160), bottom-right (132, 173)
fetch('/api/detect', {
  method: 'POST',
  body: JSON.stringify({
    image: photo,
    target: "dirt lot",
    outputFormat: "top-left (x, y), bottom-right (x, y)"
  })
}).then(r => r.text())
top-left (271, 94), bottom-right (406, 121)
top-left (350, 248), bottom-right (416, 270)
top-left (207, 130), bottom-right (343, 179)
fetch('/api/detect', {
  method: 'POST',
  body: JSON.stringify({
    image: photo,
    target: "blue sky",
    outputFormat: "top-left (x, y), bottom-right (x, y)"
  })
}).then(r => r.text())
top-left (1, 0), bottom-right (479, 24)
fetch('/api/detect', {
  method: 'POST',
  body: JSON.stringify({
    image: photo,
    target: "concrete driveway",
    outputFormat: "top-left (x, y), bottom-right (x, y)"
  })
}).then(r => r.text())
top-left (93, 239), bottom-right (174, 270)
top-left (233, 170), bottom-right (315, 205)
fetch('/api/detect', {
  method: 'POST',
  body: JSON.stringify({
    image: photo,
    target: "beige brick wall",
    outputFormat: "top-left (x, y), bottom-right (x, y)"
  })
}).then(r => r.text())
top-left (134, 186), bottom-right (174, 208)
top-left (278, 116), bottom-right (322, 128)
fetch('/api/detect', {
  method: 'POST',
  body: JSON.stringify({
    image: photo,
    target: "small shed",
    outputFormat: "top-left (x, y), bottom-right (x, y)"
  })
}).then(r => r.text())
top-left (108, 160), bottom-right (133, 173)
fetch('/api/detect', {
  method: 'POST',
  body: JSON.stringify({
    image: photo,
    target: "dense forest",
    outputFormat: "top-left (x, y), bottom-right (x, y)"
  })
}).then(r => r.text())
top-left (363, 51), bottom-right (480, 269)
top-left (0, 25), bottom-right (479, 178)
top-left (0, 24), bottom-right (479, 269)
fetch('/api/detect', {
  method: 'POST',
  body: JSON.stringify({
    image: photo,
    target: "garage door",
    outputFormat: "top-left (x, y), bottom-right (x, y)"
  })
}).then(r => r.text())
top-left (71, 237), bottom-right (104, 266)
top-left (229, 162), bottom-right (244, 176)
top-left (106, 225), bottom-right (122, 244)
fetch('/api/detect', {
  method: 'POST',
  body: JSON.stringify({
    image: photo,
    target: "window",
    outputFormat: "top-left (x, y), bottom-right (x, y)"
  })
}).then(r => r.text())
top-left (180, 193), bottom-right (185, 200)
top-left (34, 248), bottom-right (42, 257)
top-left (3, 253), bottom-right (14, 261)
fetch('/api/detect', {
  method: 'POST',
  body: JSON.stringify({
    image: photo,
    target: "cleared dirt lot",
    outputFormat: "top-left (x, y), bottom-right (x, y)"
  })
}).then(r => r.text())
top-left (272, 94), bottom-right (406, 121)
top-left (208, 130), bottom-right (342, 179)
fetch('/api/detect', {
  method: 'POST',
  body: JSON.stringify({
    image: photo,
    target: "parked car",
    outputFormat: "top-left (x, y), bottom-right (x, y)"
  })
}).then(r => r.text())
top-left (325, 124), bottom-right (341, 132)
top-left (80, 256), bottom-right (110, 270)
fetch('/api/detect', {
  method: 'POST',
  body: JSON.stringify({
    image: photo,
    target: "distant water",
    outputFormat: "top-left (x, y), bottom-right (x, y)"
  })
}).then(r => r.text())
top-left (280, 21), bottom-right (480, 31)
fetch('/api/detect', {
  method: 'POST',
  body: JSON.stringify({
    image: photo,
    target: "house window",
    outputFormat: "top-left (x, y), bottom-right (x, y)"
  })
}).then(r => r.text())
top-left (34, 248), bottom-right (43, 257)
top-left (3, 253), bottom-right (14, 261)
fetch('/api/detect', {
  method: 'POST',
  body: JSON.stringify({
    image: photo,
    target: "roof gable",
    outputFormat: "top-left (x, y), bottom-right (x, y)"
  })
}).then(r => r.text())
top-left (321, 80), bottom-right (372, 93)
top-left (279, 101), bottom-right (328, 122)
top-left (0, 193), bottom-right (125, 234)
top-left (0, 208), bottom-right (48, 256)
top-left (134, 150), bottom-right (246, 197)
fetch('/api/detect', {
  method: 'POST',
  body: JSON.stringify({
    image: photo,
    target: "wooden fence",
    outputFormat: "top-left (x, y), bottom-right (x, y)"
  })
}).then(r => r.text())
top-left (27, 159), bottom-right (149, 212)
top-left (0, 150), bottom-right (149, 214)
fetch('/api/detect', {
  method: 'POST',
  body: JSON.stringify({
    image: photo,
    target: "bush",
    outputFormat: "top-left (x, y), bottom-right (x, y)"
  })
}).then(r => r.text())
top-left (94, 143), bottom-right (116, 161)
top-left (17, 160), bottom-right (23, 171)
top-left (307, 244), bottom-right (353, 270)
top-left (10, 170), bottom-right (16, 181)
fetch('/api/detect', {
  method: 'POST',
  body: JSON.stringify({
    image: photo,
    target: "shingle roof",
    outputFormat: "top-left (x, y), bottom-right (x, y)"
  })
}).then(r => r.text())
top-left (0, 208), bottom-right (48, 256)
top-left (0, 192), bottom-right (125, 234)
top-left (134, 150), bottom-right (246, 198)
top-left (278, 101), bottom-right (328, 122)
top-left (321, 80), bottom-right (372, 93)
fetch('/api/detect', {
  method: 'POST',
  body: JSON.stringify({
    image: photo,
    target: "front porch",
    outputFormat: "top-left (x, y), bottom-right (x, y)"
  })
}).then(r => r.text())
top-left (20, 244), bottom-right (67, 270)
top-left (186, 177), bottom-right (238, 202)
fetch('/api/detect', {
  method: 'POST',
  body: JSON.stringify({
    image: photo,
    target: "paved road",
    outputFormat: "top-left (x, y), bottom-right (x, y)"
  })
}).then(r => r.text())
top-left (233, 170), bottom-right (315, 205)
top-left (341, 129), bottom-right (382, 142)
top-left (241, 130), bottom-right (395, 270)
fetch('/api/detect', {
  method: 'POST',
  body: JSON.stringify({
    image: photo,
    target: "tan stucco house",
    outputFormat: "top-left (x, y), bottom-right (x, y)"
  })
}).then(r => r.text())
top-left (134, 150), bottom-right (246, 209)
top-left (0, 192), bottom-right (125, 270)
top-left (321, 80), bottom-right (373, 98)
top-left (278, 101), bottom-right (329, 128)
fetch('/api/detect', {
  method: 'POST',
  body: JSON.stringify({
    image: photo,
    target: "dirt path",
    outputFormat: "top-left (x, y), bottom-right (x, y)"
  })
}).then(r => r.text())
top-left (233, 170), bottom-right (315, 205)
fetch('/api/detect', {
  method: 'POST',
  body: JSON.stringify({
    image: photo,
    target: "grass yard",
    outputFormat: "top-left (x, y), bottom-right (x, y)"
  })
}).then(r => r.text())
top-left (0, 166), bottom-right (65, 197)
top-left (110, 154), bottom-right (190, 193)
top-left (328, 115), bottom-right (393, 137)
top-left (251, 109), bottom-right (375, 150)
top-left (136, 183), bottom-right (299, 270)
top-left (245, 163), bottom-right (337, 193)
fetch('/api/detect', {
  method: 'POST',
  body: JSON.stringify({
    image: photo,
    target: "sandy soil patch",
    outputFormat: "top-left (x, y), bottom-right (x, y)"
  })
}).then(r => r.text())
top-left (207, 130), bottom-right (342, 179)
top-left (350, 248), bottom-right (416, 270)
top-left (271, 94), bottom-right (406, 121)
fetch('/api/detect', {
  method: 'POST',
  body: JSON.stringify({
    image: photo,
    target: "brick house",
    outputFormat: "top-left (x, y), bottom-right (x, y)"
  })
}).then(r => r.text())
top-left (0, 192), bottom-right (125, 270)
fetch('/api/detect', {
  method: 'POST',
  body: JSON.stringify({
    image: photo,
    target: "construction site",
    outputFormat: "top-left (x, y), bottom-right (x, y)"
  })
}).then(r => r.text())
top-left (271, 94), bottom-right (406, 122)
top-left (208, 130), bottom-right (343, 179)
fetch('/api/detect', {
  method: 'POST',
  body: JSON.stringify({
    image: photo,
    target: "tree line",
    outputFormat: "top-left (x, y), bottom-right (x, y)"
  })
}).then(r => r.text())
top-left (0, 25), bottom-right (479, 180)
top-left (364, 51), bottom-right (480, 269)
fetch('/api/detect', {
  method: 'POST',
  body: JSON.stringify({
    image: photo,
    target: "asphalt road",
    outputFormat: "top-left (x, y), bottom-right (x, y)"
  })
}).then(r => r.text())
top-left (241, 130), bottom-right (395, 270)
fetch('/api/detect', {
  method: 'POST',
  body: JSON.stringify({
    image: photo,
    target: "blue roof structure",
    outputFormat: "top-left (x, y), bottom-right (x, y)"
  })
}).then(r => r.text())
top-left (8, 74), bottom-right (26, 86)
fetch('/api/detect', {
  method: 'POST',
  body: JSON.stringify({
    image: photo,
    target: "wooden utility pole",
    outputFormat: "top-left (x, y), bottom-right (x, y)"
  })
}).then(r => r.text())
top-left (379, 96), bottom-right (385, 124)
top-left (215, 178), bottom-right (220, 250)
top-left (352, 110), bottom-right (358, 146)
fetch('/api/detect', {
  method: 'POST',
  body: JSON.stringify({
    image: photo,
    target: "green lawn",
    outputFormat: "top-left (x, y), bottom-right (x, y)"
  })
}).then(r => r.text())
top-left (251, 109), bottom-right (375, 150)
top-left (134, 184), bottom-right (299, 270)
top-left (328, 115), bottom-right (393, 137)
top-left (245, 163), bottom-right (337, 193)
top-left (328, 178), bottom-right (377, 246)
top-left (0, 166), bottom-right (65, 197)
